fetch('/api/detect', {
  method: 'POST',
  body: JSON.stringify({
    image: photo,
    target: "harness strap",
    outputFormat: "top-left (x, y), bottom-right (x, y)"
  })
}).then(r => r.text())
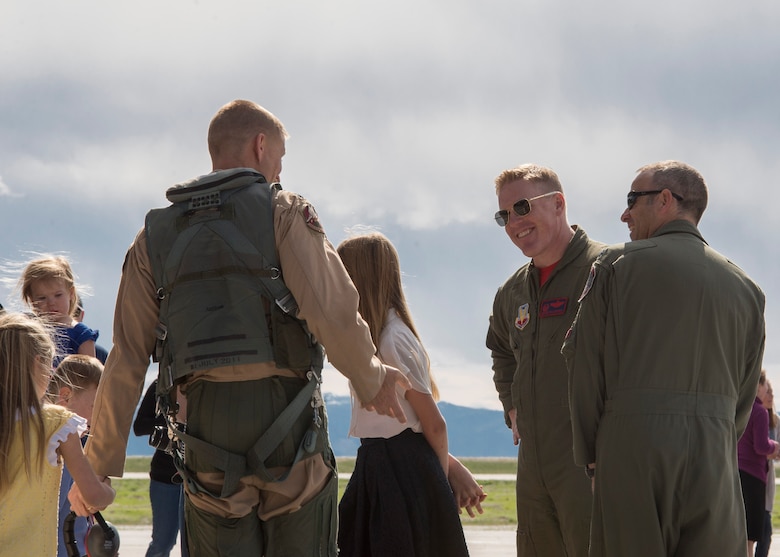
top-left (246, 373), bottom-right (319, 482)
top-left (172, 370), bottom-right (322, 499)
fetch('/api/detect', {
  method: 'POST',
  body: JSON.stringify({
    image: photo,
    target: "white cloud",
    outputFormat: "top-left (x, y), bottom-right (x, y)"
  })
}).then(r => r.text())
top-left (1, 0), bottom-right (778, 407)
top-left (0, 175), bottom-right (16, 197)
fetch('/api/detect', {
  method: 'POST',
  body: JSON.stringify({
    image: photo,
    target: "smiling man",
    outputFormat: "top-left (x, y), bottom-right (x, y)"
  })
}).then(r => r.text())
top-left (486, 163), bottom-right (604, 557)
top-left (563, 160), bottom-right (766, 556)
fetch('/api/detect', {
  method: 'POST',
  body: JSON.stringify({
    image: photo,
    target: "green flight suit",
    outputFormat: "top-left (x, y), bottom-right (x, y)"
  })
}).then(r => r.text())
top-left (563, 220), bottom-right (766, 557)
top-left (487, 226), bottom-right (604, 556)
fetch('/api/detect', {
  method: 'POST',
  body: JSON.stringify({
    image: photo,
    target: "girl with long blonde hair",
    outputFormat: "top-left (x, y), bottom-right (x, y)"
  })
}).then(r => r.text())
top-left (0, 312), bottom-right (114, 554)
top-left (336, 232), bottom-right (481, 557)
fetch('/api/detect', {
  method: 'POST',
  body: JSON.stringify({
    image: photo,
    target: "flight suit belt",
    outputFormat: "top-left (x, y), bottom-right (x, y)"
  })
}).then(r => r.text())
top-left (605, 390), bottom-right (735, 420)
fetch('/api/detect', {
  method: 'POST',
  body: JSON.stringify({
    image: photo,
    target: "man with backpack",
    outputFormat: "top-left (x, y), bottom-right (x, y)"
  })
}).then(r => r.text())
top-left (69, 99), bottom-right (410, 556)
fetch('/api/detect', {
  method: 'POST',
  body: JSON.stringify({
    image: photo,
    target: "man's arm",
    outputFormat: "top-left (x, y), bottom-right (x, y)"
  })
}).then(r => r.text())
top-left (735, 294), bottom-right (766, 438)
top-left (84, 230), bottom-right (159, 476)
top-left (485, 289), bottom-right (516, 428)
top-left (562, 260), bottom-right (609, 466)
top-left (274, 192), bottom-right (408, 418)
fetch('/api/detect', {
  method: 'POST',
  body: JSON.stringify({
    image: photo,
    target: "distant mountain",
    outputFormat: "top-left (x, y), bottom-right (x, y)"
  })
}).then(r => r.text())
top-left (127, 393), bottom-right (516, 458)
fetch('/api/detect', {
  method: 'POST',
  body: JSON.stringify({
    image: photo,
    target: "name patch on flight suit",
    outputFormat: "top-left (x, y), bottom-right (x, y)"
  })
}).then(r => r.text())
top-left (540, 297), bottom-right (568, 318)
top-left (515, 303), bottom-right (530, 330)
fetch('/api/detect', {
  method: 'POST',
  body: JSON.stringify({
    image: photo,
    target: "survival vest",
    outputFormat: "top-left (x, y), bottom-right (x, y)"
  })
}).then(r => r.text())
top-left (144, 169), bottom-right (327, 497)
top-left (145, 168), bottom-right (324, 396)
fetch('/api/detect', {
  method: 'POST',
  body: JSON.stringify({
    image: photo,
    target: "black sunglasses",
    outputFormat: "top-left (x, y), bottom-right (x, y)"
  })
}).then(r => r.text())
top-left (494, 191), bottom-right (558, 227)
top-left (627, 189), bottom-right (684, 209)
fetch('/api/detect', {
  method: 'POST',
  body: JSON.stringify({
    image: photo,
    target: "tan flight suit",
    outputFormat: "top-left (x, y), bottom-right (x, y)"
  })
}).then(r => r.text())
top-left (85, 182), bottom-right (386, 555)
top-left (563, 220), bottom-right (766, 557)
top-left (486, 226), bottom-right (604, 557)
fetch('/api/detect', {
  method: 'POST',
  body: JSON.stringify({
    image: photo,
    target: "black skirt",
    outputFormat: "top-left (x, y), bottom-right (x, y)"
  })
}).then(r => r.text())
top-left (338, 428), bottom-right (470, 557)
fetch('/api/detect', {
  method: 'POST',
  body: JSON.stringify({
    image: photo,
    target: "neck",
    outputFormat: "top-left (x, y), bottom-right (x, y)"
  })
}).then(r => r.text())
top-left (533, 225), bottom-right (575, 268)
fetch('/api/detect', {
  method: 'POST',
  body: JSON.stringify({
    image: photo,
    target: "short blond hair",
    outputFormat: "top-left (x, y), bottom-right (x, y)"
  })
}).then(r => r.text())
top-left (51, 354), bottom-right (103, 394)
top-left (494, 163), bottom-right (563, 195)
top-left (208, 100), bottom-right (288, 163)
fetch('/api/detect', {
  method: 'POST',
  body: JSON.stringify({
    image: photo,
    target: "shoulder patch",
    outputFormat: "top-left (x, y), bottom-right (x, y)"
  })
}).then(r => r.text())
top-left (303, 204), bottom-right (324, 234)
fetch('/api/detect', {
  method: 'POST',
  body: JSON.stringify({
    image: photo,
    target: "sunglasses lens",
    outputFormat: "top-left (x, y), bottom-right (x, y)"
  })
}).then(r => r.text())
top-left (513, 199), bottom-right (531, 217)
top-left (494, 211), bottom-right (509, 226)
top-left (626, 193), bottom-right (636, 209)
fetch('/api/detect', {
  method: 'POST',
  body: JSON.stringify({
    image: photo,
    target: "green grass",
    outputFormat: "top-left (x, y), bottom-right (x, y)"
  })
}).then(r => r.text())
top-left (114, 457), bottom-right (780, 531)
top-left (111, 456), bottom-right (517, 526)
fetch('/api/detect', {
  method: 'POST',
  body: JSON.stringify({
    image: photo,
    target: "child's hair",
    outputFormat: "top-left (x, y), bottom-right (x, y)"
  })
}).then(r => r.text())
top-left (337, 232), bottom-right (439, 399)
top-left (0, 312), bottom-right (56, 497)
top-left (20, 256), bottom-right (79, 318)
top-left (49, 354), bottom-right (103, 398)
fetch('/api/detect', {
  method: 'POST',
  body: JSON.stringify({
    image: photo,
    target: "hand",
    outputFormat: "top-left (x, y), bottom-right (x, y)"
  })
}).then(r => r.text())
top-left (68, 477), bottom-right (112, 517)
top-left (508, 408), bottom-right (520, 446)
top-left (363, 365), bottom-right (411, 424)
top-left (448, 456), bottom-right (487, 518)
top-left (68, 482), bottom-right (91, 517)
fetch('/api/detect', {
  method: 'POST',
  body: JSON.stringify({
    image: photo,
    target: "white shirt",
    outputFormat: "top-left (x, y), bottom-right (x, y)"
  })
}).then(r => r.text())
top-left (348, 309), bottom-right (432, 438)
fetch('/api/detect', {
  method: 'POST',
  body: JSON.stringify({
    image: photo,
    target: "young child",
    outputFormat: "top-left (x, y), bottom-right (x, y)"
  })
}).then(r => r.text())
top-left (50, 354), bottom-right (104, 557)
top-left (0, 312), bottom-right (114, 555)
top-left (336, 232), bottom-right (482, 557)
top-left (20, 255), bottom-right (98, 366)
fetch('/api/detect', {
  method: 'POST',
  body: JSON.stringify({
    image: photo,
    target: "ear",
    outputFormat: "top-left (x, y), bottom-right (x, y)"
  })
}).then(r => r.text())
top-left (252, 132), bottom-right (267, 162)
top-left (660, 189), bottom-right (679, 212)
top-left (57, 386), bottom-right (73, 405)
top-left (556, 192), bottom-right (565, 211)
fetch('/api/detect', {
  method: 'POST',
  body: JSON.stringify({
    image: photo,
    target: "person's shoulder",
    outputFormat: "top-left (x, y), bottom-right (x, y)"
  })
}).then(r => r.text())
top-left (497, 261), bottom-right (533, 290)
top-left (568, 227), bottom-right (608, 264)
top-left (272, 187), bottom-right (303, 210)
top-left (69, 321), bottom-right (98, 340)
top-left (699, 245), bottom-right (765, 304)
top-left (70, 321), bottom-right (90, 333)
top-left (597, 238), bottom-right (659, 265)
top-left (273, 188), bottom-right (325, 235)
top-left (41, 403), bottom-right (75, 427)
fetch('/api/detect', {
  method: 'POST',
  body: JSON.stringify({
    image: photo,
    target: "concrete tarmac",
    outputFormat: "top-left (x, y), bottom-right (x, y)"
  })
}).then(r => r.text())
top-left (115, 523), bottom-right (780, 557)
top-left (110, 473), bottom-right (780, 556)
top-left (111, 524), bottom-right (516, 556)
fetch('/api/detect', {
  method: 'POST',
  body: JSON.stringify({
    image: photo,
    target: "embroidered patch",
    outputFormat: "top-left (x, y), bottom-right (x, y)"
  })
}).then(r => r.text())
top-left (578, 264), bottom-right (597, 303)
top-left (540, 297), bottom-right (568, 318)
top-left (515, 303), bottom-right (530, 330)
top-left (303, 204), bottom-right (324, 233)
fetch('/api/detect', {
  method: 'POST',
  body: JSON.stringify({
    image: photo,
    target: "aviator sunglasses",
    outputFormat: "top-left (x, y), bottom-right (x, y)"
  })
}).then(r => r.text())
top-left (626, 189), bottom-right (684, 209)
top-left (494, 191), bottom-right (558, 227)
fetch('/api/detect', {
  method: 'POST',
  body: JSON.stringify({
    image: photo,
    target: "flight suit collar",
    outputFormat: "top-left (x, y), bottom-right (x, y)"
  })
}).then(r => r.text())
top-left (528, 225), bottom-right (591, 280)
top-left (651, 219), bottom-right (708, 245)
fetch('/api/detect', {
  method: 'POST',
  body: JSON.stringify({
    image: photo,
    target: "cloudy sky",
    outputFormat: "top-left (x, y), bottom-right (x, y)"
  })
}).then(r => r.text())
top-left (1, 0), bottom-right (778, 411)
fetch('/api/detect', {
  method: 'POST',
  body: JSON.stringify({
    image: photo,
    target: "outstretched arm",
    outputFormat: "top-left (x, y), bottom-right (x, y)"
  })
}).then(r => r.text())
top-left (363, 366), bottom-right (411, 423)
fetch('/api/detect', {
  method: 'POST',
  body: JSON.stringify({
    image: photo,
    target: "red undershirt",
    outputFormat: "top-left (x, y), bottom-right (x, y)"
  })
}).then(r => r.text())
top-left (538, 260), bottom-right (559, 286)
